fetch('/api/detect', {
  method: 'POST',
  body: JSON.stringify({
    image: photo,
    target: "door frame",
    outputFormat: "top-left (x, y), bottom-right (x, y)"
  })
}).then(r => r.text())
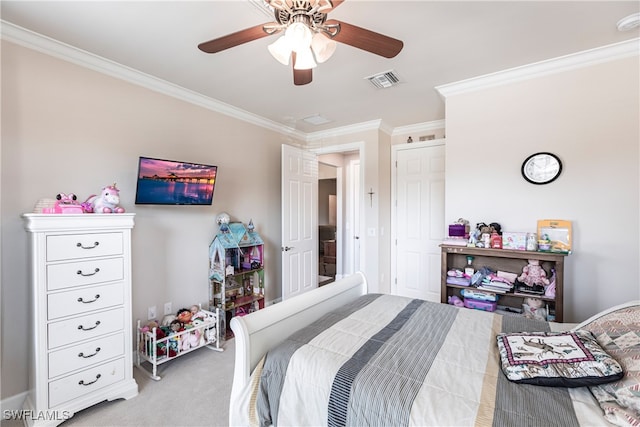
top-left (311, 141), bottom-right (365, 280)
top-left (391, 139), bottom-right (446, 294)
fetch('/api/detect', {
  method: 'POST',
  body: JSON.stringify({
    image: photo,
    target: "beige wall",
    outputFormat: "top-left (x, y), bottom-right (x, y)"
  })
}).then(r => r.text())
top-left (2, 36), bottom-right (638, 404)
top-left (444, 56), bottom-right (640, 322)
top-left (0, 41), bottom-right (289, 399)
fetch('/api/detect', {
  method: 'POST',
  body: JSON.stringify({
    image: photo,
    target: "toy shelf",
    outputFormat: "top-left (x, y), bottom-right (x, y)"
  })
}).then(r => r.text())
top-left (135, 307), bottom-right (223, 381)
top-left (440, 244), bottom-right (568, 322)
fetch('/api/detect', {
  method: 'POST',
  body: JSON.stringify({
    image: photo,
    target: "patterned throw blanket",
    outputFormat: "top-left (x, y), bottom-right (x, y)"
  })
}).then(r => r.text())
top-left (243, 294), bottom-right (604, 427)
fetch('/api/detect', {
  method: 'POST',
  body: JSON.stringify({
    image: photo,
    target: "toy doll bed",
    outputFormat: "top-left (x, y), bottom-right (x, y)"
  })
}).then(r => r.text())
top-left (229, 272), bottom-right (640, 426)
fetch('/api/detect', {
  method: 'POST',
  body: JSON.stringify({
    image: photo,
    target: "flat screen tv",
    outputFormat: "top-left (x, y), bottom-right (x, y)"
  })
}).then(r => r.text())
top-left (135, 156), bottom-right (218, 205)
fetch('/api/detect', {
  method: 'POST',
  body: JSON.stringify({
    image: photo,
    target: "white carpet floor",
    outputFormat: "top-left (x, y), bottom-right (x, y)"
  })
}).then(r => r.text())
top-left (15, 339), bottom-right (236, 427)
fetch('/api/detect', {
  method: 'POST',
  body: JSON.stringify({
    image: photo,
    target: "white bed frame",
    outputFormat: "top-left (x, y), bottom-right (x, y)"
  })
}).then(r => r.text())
top-left (229, 272), bottom-right (367, 419)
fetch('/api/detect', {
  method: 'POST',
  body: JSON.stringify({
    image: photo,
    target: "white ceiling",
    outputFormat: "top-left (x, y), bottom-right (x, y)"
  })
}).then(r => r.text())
top-left (2, 1), bottom-right (639, 134)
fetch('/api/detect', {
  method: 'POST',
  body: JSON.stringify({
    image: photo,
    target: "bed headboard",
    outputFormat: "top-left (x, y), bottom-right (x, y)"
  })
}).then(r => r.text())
top-left (229, 272), bottom-right (367, 401)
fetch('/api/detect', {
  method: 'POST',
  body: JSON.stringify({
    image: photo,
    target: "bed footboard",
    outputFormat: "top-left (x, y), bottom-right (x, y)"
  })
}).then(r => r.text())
top-left (229, 272), bottom-right (367, 414)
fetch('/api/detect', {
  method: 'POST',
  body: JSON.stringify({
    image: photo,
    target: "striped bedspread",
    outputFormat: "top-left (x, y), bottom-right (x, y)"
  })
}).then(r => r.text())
top-left (238, 294), bottom-right (607, 427)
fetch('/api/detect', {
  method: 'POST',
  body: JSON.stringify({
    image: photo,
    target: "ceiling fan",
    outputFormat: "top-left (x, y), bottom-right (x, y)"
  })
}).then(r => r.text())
top-left (198, 0), bottom-right (404, 86)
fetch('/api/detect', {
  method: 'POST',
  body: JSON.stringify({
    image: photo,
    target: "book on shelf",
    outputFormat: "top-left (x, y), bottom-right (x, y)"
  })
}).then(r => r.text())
top-left (441, 237), bottom-right (468, 246)
top-left (481, 280), bottom-right (512, 289)
top-left (477, 285), bottom-right (509, 294)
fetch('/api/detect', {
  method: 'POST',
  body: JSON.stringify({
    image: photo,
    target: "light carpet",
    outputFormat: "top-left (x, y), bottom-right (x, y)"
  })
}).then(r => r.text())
top-left (54, 339), bottom-right (235, 426)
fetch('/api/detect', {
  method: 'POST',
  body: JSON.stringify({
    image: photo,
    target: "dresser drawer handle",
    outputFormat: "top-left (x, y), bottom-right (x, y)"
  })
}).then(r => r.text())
top-left (77, 294), bottom-right (101, 303)
top-left (78, 373), bottom-right (101, 386)
top-left (77, 321), bottom-right (101, 331)
top-left (78, 347), bottom-right (101, 358)
top-left (77, 268), bottom-right (100, 277)
top-left (77, 241), bottom-right (100, 249)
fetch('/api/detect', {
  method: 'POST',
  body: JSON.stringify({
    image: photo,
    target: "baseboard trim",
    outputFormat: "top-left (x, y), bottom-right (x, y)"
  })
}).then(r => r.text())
top-left (1, 391), bottom-right (27, 412)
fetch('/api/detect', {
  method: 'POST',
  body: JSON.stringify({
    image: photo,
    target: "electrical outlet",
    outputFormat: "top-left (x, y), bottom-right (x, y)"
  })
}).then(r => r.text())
top-left (164, 302), bottom-right (172, 315)
top-left (148, 306), bottom-right (156, 320)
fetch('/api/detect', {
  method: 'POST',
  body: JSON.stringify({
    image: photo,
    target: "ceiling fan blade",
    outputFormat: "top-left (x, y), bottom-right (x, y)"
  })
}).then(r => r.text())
top-left (293, 68), bottom-right (313, 86)
top-left (325, 0), bottom-right (346, 12)
top-left (198, 23), bottom-right (279, 54)
top-left (326, 19), bottom-right (403, 58)
top-left (292, 53), bottom-right (313, 86)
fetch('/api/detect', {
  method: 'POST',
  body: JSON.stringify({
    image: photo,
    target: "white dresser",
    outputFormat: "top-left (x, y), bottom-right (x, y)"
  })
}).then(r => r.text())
top-left (22, 214), bottom-right (138, 426)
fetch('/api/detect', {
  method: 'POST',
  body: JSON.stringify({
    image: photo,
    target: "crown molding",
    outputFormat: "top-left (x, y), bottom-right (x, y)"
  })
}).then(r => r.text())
top-left (436, 37), bottom-right (640, 98)
top-left (0, 20), bottom-right (432, 142)
top-left (0, 20), bottom-right (307, 140)
top-left (305, 119), bottom-right (385, 142)
top-left (392, 120), bottom-right (446, 136)
top-left (6, 19), bottom-right (634, 141)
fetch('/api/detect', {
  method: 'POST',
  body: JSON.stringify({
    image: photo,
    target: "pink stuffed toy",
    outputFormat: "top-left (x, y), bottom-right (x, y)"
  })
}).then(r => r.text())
top-left (448, 295), bottom-right (464, 307)
top-left (182, 328), bottom-right (202, 351)
top-left (52, 193), bottom-right (83, 213)
top-left (86, 184), bottom-right (125, 213)
top-left (518, 259), bottom-right (550, 287)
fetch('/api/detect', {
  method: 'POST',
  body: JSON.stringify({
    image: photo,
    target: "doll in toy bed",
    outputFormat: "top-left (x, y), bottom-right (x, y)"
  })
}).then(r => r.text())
top-left (175, 307), bottom-right (209, 350)
top-left (190, 305), bottom-right (210, 324)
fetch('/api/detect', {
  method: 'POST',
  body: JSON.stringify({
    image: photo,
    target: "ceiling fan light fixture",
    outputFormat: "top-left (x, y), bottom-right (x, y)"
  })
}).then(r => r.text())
top-left (268, 36), bottom-right (292, 65)
top-left (285, 22), bottom-right (313, 52)
top-left (293, 47), bottom-right (317, 70)
top-left (311, 32), bottom-right (337, 63)
top-left (199, 0), bottom-right (404, 85)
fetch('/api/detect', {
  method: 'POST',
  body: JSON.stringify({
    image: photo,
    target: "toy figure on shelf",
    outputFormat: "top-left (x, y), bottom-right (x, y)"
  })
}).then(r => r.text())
top-left (517, 259), bottom-right (550, 287)
top-left (545, 268), bottom-right (557, 298)
top-left (467, 229), bottom-right (480, 247)
top-left (448, 295), bottom-right (464, 307)
top-left (522, 297), bottom-right (547, 322)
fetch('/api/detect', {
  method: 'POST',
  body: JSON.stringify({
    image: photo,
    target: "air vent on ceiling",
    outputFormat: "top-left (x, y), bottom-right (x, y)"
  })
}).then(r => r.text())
top-left (302, 114), bottom-right (332, 125)
top-left (365, 70), bottom-right (402, 89)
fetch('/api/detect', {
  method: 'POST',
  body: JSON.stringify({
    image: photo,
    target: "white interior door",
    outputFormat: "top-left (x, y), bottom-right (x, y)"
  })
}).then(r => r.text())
top-left (393, 141), bottom-right (445, 302)
top-left (282, 144), bottom-right (318, 300)
top-left (348, 159), bottom-right (361, 274)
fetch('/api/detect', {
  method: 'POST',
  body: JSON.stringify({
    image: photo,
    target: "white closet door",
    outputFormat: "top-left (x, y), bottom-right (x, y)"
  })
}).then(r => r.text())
top-left (393, 141), bottom-right (445, 302)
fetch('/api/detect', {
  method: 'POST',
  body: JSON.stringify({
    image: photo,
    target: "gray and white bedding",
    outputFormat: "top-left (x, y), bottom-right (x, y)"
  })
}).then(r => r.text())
top-left (234, 293), bottom-right (607, 426)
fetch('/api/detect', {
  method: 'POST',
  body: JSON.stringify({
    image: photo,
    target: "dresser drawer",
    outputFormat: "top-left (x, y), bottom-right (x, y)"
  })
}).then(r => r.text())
top-left (47, 258), bottom-right (123, 291)
top-left (47, 233), bottom-right (123, 262)
top-left (48, 358), bottom-right (125, 408)
top-left (48, 308), bottom-right (124, 349)
top-left (48, 283), bottom-right (124, 320)
top-left (48, 333), bottom-right (125, 378)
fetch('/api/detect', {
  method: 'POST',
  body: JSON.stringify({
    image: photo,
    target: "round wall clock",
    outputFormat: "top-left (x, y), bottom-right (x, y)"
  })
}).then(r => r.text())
top-left (521, 152), bottom-right (562, 185)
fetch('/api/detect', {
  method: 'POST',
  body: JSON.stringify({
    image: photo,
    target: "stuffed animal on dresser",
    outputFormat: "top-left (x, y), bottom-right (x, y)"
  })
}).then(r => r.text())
top-left (86, 184), bottom-right (125, 213)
